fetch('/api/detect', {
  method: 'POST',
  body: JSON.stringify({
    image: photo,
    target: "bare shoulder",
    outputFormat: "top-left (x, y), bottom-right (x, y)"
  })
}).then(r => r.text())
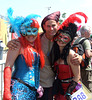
top-left (5, 48), bottom-right (20, 67)
top-left (8, 47), bottom-right (20, 55)
top-left (7, 48), bottom-right (20, 61)
top-left (67, 49), bottom-right (76, 64)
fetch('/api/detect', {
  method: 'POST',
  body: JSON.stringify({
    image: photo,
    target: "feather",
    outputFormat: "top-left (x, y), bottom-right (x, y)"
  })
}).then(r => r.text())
top-left (74, 12), bottom-right (88, 23)
top-left (6, 7), bottom-right (41, 37)
top-left (59, 12), bottom-right (88, 30)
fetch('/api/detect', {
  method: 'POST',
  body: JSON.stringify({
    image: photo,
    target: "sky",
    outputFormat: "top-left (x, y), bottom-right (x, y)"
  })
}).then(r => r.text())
top-left (0, 0), bottom-right (92, 26)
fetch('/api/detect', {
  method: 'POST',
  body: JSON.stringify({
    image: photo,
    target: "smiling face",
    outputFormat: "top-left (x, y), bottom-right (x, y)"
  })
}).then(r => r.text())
top-left (25, 35), bottom-right (37, 43)
top-left (43, 20), bottom-right (59, 39)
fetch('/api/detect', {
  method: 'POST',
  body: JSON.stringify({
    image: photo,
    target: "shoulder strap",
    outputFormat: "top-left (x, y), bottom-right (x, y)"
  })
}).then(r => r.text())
top-left (79, 38), bottom-right (87, 44)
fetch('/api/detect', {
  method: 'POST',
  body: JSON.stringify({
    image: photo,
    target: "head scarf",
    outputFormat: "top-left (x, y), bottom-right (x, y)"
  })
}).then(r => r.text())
top-left (41, 11), bottom-right (60, 32)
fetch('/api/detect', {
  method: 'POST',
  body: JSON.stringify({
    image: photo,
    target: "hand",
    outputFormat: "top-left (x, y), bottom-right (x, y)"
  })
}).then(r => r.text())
top-left (37, 85), bottom-right (44, 98)
top-left (66, 95), bottom-right (71, 100)
top-left (71, 53), bottom-right (82, 65)
top-left (7, 39), bottom-right (20, 50)
top-left (66, 80), bottom-right (78, 100)
top-left (3, 90), bottom-right (11, 100)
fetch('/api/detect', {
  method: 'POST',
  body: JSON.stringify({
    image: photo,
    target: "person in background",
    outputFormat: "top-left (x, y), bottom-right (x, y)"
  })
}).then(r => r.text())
top-left (7, 11), bottom-right (82, 100)
top-left (0, 40), bottom-right (6, 60)
top-left (3, 8), bottom-right (45, 100)
top-left (73, 25), bottom-right (92, 91)
top-left (89, 34), bottom-right (92, 49)
top-left (71, 35), bottom-right (79, 46)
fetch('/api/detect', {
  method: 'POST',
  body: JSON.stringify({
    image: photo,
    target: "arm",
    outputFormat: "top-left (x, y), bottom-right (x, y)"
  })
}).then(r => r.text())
top-left (66, 50), bottom-right (81, 100)
top-left (3, 47), bottom-right (20, 100)
top-left (84, 39), bottom-right (92, 57)
top-left (85, 49), bottom-right (92, 58)
top-left (69, 50), bottom-right (81, 82)
top-left (7, 39), bottom-right (20, 50)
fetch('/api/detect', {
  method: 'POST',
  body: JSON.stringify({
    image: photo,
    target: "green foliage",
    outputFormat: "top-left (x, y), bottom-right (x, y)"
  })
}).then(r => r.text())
top-left (59, 12), bottom-right (66, 25)
top-left (62, 13), bottom-right (66, 18)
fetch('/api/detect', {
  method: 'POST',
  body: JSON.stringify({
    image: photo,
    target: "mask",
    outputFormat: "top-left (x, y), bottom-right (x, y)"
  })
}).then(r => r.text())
top-left (20, 26), bottom-right (38, 36)
top-left (55, 32), bottom-right (71, 44)
top-left (20, 18), bottom-right (39, 36)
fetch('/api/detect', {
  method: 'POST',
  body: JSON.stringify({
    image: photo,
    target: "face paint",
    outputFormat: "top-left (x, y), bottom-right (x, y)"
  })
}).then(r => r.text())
top-left (55, 32), bottom-right (71, 44)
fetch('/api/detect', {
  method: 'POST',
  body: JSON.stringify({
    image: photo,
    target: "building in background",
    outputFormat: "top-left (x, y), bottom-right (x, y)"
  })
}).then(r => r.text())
top-left (0, 16), bottom-right (8, 50)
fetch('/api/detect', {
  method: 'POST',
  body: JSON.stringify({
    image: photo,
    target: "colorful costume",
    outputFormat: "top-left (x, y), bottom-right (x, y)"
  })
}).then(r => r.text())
top-left (51, 12), bottom-right (88, 100)
top-left (3, 8), bottom-right (45, 100)
top-left (54, 62), bottom-right (77, 100)
top-left (11, 52), bottom-right (40, 100)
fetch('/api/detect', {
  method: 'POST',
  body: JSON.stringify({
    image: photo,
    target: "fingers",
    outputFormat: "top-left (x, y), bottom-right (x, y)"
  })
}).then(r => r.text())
top-left (71, 59), bottom-right (79, 65)
top-left (7, 39), bottom-right (20, 50)
top-left (71, 55), bottom-right (81, 65)
top-left (12, 39), bottom-right (20, 45)
top-left (37, 85), bottom-right (44, 98)
top-left (71, 54), bottom-right (79, 65)
top-left (74, 53), bottom-right (78, 57)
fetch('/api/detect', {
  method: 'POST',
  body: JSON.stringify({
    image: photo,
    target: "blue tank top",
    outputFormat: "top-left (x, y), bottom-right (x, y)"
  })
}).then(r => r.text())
top-left (12, 51), bottom-right (40, 89)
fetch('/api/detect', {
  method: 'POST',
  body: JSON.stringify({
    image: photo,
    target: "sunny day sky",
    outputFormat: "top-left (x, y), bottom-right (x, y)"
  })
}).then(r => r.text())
top-left (0, 0), bottom-right (92, 26)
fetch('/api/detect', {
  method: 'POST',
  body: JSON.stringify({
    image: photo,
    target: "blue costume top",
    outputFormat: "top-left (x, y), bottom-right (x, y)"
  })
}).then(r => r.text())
top-left (11, 51), bottom-right (40, 100)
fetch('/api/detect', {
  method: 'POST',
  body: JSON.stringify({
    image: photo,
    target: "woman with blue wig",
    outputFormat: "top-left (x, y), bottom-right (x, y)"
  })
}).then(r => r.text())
top-left (3, 8), bottom-right (45, 100)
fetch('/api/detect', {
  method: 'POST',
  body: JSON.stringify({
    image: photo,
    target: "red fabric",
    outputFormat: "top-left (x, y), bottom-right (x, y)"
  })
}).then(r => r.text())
top-left (3, 67), bottom-right (11, 100)
top-left (54, 62), bottom-right (74, 80)
top-left (57, 64), bottom-right (74, 94)
top-left (58, 64), bottom-right (73, 80)
top-left (59, 12), bottom-right (88, 30)
top-left (54, 63), bottom-right (76, 100)
top-left (55, 94), bottom-right (67, 100)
